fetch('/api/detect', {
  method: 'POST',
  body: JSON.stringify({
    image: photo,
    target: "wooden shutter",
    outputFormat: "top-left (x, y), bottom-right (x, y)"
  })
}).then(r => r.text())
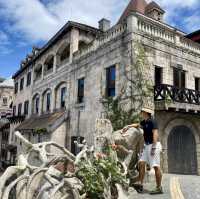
top-left (173, 68), bottom-right (179, 88)
top-left (155, 67), bottom-right (162, 85)
top-left (181, 71), bottom-right (185, 88)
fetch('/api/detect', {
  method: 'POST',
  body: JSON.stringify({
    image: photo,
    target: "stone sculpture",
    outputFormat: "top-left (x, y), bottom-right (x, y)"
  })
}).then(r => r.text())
top-left (0, 119), bottom-right (143, 199)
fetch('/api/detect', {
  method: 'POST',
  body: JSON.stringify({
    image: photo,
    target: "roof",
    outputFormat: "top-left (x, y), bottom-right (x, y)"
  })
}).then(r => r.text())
top-left (186, 29), bottom-right (200, 43)
top-left (145, 1), bottom-right (165, 14)
top-left (186, 29), bottom-right (200, 38)
top-left (0, 78), bottom-right (14, 88)
top-left (0, 77), bottom-right (5, 83)
top-left (16, 110), bottom-right (68, 132)
top-left (0, 118), bottom-right (9, 130)
top-left (118, 0), bottom-right (148, 23)
top-left (13, 21), bottom-right (102, 79)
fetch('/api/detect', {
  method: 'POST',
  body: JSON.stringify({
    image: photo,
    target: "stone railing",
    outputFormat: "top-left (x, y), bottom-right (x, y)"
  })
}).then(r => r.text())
top-left (73, 23), bottom-right (127, 60)
top-left (137, 18), bottom-right (175, 43)
top-left (136, 14), bottom-right (200, 54)
top-left (179, 37), bottom-right (200, 54)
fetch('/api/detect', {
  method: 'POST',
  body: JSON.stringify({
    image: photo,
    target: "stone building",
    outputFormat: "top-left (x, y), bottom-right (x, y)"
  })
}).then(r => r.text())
top-left (0, 78), bottom-right (14, 168)
top-left (11, 0), bottom-right (200, 175)
top-left (0, 78), bottom-right (13, 118)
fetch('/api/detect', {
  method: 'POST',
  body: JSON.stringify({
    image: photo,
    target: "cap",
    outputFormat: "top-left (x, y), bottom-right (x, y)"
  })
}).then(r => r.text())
top-left (141, 107), bottom-right (154, 115)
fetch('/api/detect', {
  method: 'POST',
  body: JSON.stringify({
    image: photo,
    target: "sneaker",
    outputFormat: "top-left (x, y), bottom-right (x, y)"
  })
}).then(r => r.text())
top-left (150, 186), bottom-right (163, 195)
top-left (132, 184), bottom-right (144, 193)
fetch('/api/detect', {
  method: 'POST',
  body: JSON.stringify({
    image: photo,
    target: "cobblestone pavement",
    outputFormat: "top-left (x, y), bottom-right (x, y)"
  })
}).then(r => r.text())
top-left (128, 174), bottom-right (200, 199)
top-left (178, 175), bottom-right (200, 199)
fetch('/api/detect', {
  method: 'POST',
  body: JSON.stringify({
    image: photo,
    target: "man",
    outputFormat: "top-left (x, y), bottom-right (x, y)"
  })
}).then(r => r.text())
top-left (122, 107), bottom-right (163, 194)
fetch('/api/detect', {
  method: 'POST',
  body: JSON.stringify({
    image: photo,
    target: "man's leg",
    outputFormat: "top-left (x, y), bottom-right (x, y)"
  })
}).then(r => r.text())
top-left (154, 166), bottom-right (162, 188)
top-left (132, 161), bottom-right (146, 193)
top-left (138, 161), bottom-right (146, 185)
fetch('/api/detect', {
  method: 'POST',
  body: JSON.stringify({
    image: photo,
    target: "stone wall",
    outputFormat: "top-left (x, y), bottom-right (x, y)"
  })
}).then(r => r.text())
top-left (0, 86), bottom-right (13, 117)
top-left (155, 111), bottom-right (200, 175)
top-left (11, 12), bottom-right (200, 176)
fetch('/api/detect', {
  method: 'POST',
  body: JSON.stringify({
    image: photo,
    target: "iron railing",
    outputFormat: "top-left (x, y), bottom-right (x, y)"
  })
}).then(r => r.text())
top-left (154, 84), bottom-right (200, 105)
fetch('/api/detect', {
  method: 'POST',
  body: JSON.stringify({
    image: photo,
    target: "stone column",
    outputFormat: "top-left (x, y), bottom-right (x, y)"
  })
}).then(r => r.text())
top-left (51, 88), bottom-right (56, 112)
top-left (197, 143), bottom-right (200, 175)
top-left (39, 95), bottom-right (43, 115)
top-left (175, 33), bottom-right (181, 46)
top-left (53, 55), bottom-right (57, 73)
top-left (28, 99), bottom-right (32, 118)
top-left (127, 14), bottom-right (138, 33)
top-left (70, 28), bottom-right (79, 63)
top-left (41, 65), bottom-right (44, 80)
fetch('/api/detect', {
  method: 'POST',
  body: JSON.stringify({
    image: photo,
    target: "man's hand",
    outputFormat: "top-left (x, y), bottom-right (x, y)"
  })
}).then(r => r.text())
top-left (111, 144), bottom-right (118, 151)
top-left (151, 147), bottom-right (156, 156)
top-left (121, 126), bottom-right (130, 134)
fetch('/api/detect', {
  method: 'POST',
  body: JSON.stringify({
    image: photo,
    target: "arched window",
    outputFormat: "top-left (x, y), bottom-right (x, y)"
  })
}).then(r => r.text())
top-left (78, 41), bottom-right (89, 52)
top-left (46, 93), bottom-right (51, 112)
top-left (32, 94), bottom-right (40, 114)
top-left (44, 55), bottom-right (54, 75)
top-left (34, 64), bottom-right (42, 82)
top-left (60, 87), bottom-right (66, 108)
top-left (57, 43), bottom-right (70, 67)
top-left (42, 89), bottom-right (52, 113)
top-left (55, 82), bottom-right (67, 109)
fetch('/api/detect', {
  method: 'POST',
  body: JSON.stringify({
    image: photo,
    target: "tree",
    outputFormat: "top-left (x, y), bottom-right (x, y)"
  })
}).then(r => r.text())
top-left (101, 41), bottom-right (154, 131)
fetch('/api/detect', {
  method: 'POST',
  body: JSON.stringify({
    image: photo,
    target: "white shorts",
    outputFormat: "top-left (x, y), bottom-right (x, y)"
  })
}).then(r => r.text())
top-left (139, 142), bottom-right (162, 168)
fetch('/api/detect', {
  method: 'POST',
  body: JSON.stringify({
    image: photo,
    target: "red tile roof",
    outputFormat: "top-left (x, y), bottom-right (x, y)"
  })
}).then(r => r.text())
top-left (118, 0), bottom-right (148, 23)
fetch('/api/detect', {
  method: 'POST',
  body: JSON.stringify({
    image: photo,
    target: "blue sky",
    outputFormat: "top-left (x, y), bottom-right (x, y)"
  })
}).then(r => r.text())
top-left (0, 0), bottom-right (200, 79)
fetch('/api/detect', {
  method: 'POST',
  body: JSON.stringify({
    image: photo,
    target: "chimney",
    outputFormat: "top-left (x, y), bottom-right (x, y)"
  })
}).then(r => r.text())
top-left (98, 18), bottom-right (111, 32)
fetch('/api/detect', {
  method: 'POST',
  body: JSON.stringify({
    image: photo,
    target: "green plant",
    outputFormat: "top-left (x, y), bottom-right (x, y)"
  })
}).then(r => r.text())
top-left (101, 41), bottom-right (153, 130)
top-left (76, 147), bottom-right (128, 199)
top-left (34, 128), bottom-right (47, 134)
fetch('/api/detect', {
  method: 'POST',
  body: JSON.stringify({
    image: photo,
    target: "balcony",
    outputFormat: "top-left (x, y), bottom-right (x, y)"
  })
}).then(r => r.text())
top-left (154, 84), bottom-right (200, 112)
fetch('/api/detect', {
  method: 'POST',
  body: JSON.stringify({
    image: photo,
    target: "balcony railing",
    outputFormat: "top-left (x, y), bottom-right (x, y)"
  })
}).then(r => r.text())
top-left (154, 84), bottom-right (200, 105)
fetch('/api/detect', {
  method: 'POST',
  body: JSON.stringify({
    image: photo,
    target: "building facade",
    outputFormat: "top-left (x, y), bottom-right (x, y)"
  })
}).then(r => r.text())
top-left (0, 78), bottom-right (13, 118)
top-left (0, 78), bottom-right (14, 168)
top-left (11, 0), bottom-right (200, 175)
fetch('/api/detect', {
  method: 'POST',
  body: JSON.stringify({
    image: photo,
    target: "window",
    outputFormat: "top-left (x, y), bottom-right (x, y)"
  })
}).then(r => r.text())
top-left (46, 93), bottom-right (51, 111)
top-left (60, 87), bottom-right (66, 108)
top-left (195, 77), bottom-right (200, 91)
top-left (77, 78), bottom-right (84, 103)
top-left (71, 136), bottom-right (84, 155)
top-left (106, 65), bottom-right (116, 97)
top-left (44, 56), bottom-right (54, 74)
top-left (20, 78), bottom-right (24, 91)
top-left (173, 68), bottom-right (185, 89)
top-left (24, 100), bottom-right (29, 115)
top-left (27, 72), bottom-right (32, 86)
top-left (60, 47), bottom-right (70, 62)
top-left (155, 66), bottom-right (162, 85)
top-left (15, 82), bottom-right (18, 94)
top-left (35, 97), bottom-right (39, 114)
top-left (2, 97), bottom-right (7, 106)
top-left (13, 106), bottom-right (16, 116)
top-left (18, 103), bottom-right (22, 116)
top-left (34, 65), bottom-right (42, 81)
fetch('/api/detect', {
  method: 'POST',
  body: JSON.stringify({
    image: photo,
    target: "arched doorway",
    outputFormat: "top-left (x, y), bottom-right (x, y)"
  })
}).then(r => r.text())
top-left (168, 125), bottom-right (197, 174)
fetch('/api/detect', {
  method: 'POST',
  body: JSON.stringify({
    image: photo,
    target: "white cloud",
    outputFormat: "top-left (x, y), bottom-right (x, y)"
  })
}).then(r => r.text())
top-left (0, 31), bottom-right (9, 45)
top-left (0, 0), bottom-right (200, 44)
top-left (0, 31), bottom-right (12, 55)
top-left (0, 0), bottom-right (60, 42)
top-left (0, 0), bottom-right (125, 43)
top-left (155, 0), bottom-right (200, 32)
top-left (183, 12), bottom-right (200, 32)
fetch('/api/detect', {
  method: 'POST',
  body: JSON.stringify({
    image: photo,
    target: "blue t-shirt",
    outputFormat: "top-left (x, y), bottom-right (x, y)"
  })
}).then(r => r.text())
top-left (140, 118), bottom-right (158, 144)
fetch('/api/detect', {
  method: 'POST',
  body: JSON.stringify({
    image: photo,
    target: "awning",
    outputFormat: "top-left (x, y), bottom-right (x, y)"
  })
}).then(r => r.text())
top-left (16, 110), bottom-right (68, 132)
top-left (0, 119), bottom-right (10, 130)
